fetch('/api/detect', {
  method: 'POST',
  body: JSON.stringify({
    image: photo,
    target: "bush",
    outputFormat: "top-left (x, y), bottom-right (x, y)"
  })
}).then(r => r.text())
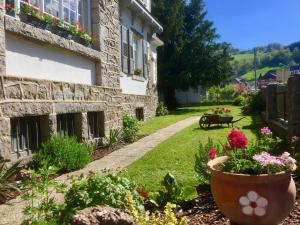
top-left (195, 138), bottom-right (221, 184)
top-left (122, 114), bottom-right (139, 142)
top-left (106, 129), bottom-right (122, 148)
top-left (64, 173), bottom-right (143, 216)
top-left (243, 91), bottom-right (265, 113)
top-left (220, 85), bottom-right (235, 100)
top-left (34, 136), bottom-right (91, 172)
top-left (232, 95), bottom-right (245, 106)
top-left (156, 102), bottom-right (169, 116)
top-left (150, 173), bottom-right (183, 209)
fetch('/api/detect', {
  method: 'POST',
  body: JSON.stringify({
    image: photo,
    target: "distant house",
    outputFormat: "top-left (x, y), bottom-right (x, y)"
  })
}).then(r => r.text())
top-left (257, 70), bottom-right (277, 89)
top-left (277, 65), bottom-right (300, 83)
top-left (175, 86), bottom-right (206, 105)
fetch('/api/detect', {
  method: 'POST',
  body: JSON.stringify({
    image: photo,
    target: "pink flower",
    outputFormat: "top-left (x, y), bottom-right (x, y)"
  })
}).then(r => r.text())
top-left (227, 130), bottom-right (248, 149)
top-left (208, 149), bottom-right (217, 160)
top-left (260, 127), bottom-right (272, 136)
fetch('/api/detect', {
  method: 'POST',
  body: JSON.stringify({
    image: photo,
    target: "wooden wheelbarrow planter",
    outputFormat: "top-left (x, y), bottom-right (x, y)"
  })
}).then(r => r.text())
top-left (199, 113), bottom-right (245, 129)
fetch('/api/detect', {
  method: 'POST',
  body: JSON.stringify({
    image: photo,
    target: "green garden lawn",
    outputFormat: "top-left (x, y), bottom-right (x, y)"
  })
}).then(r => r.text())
top-left (125, 106), bottom-right (262, 194)
top-left (139, 105), bottom-right (212, 136)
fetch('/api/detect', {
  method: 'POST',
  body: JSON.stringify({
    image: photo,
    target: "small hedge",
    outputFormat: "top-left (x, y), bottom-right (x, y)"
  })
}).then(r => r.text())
top-left (34, 136), bottom-right (91, 172)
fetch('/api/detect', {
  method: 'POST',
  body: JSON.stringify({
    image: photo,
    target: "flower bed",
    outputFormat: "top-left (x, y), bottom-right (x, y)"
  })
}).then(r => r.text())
top-left (9, 2), bottom-right (94, 47)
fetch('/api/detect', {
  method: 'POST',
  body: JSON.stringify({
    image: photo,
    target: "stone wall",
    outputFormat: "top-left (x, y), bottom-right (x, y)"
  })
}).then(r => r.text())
top-left (0, 0), bottom-right (159, 162)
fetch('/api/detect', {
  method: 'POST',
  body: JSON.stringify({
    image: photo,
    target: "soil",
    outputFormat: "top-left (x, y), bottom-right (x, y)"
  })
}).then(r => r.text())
top-left (179, 185), bottom-right (300, 225)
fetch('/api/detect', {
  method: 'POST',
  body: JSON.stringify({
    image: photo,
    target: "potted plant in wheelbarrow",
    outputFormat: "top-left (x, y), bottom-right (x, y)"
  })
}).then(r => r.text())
top-left (207, 127), bottom-right (297, 225)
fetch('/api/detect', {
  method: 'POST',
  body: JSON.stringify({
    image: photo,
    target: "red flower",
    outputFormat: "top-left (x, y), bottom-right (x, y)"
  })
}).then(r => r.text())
top-left (225, 143), bottom-right (231, 151)
top-left (227, 130), bottom-right (248, 149)
top-left (208, 149), bottom-right (217, 160)
top-left (136, 187), bottom-right (149, 199)
top-left (38, 11), bottom-right (43, 17)
top-left (5, 3), bottom-right (12, 10)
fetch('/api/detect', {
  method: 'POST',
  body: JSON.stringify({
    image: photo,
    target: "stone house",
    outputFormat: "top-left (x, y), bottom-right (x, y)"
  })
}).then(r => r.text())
top-left (0, 0), bottom-right (163, 162)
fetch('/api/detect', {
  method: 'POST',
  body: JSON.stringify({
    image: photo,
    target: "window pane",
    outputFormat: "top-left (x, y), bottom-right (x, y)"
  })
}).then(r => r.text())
top-left (63, 7), bottom-right (69, 21)
top-left (70, 0), bottom-right (76, 11)
top-left (29, 0), bottom-right (39, 7)
top-left (70, 10), bottom-right (76, 23)
top-left (78, 0), bottom-right (82, 13)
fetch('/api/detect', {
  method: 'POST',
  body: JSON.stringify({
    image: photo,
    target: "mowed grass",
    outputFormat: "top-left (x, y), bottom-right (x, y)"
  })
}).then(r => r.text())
top-left (125, 106), bottom-right (262, 193)
top-left (138, 105), bottom-right (212, 136)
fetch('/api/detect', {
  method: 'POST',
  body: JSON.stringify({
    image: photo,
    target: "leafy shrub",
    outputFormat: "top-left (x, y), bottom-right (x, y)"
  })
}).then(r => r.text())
top-left (64, 172), bottom-right (143, 216)
top-left (232, 95), bottom-right (245, 106)
top-left (126, 194), bottom-right (188, 225)
top-left (243, 91), bottom-right (265, 113)
top-left (156, 102), bottom-right (169, 116)
top-left (21, 166), bottom-right (66, 225)
top-left (0, 160), bottom-right (21, 203)
top-left (34, 136), bottom-right (91, 172)
top-left (122, 114), bottom-right (139, 142)
top-left (150, 173), bottom-right (183, 209)
top-left (106, 129), bottom-right (122, 148)
top-left (195, 138), bottom-right (221, 184)
top-left (220, 85), bottom-right (235, 100)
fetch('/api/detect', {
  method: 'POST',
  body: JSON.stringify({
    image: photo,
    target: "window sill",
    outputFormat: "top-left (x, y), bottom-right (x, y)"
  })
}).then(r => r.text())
top-left (4, 15), bottom-right (101, 61)
top-left (132, 75), bottom-right (146, 82)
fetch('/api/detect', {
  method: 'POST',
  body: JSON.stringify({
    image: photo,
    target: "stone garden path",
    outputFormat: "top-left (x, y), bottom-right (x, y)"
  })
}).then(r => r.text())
top-left (0, 116), bottom-right (200, 225)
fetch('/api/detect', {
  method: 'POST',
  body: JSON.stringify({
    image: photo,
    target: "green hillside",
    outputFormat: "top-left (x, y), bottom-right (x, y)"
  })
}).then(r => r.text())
top-left (240, 66), bottom-right (279, 81)
top-left (234, 53), bottom-right (253, 63)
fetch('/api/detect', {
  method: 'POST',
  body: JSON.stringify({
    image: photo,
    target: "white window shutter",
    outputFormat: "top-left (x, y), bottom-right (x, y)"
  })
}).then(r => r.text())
top-left (121, 26), bottom-right (129, 74)
top-left (129, 30), bottom-right (134, 75)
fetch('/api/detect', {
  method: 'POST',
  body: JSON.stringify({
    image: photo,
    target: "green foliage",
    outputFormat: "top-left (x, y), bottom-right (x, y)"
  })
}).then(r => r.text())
top-left (122, 114), bottom-right (139, 143)
top-left (220, 85), bottom-right (235, 100)
top-left (232, 95), bottom-right (245, 106)
top-left (156, 102), bottom-right (169, 116)
top-left (34, 136), bottom-right (91, 172)
top-left (0, 160), bottom-right (21, 202)
top-left (195, 138), bottom-right (221, 184)
top-left (64, 172), bottom-right (143, 217)
top-left (106, 129), bottom-right (122, 148)
top-left (21, 166), bottom-right (66, 225)
top-left (153, 0), bottom-right (232, 107)
top-left (126, 195), bottom-right (188, 225)
top-left (243, 91), bottom-right (265, 113)
top-left (150, 173), bottom-right (183, 209)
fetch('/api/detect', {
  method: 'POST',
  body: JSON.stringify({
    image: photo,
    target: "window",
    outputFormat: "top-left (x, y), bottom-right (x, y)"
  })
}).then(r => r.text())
top-left (87, 112), bottom-right (104, 139)
top-left (11, 116), bottom-right (41, 155)
top-left (16, 0), bottom-right (91, 30)
top-left (57, 113), bottom-right (75, 136)
top-left (121, 25), bottom-right (150, 77)
top-left (135, 108), bottom-right (144, 121)
top-left (133, 34), bottom-right (143, 73)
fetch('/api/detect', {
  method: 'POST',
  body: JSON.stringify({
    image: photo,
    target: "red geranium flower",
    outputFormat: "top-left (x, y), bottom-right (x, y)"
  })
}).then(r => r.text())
top-left (227, 130), bottom-right (248, 149)
top-left (136, 187), bottom-right (149, 199)
top-left (208, 149), bottom-right (217, 160)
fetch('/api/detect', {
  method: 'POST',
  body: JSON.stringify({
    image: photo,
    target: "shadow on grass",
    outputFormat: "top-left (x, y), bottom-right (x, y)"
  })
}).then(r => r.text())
top-left (193, 125), bottom-right (230, 131)
top-left (241, 113), bottom-right (264, 135)
top-left (169, 107), bottom-right (207, 116)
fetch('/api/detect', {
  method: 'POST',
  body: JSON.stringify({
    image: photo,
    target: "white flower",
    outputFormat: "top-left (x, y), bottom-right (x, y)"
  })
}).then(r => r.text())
top-left (239, 191), bottom-right (268, 216)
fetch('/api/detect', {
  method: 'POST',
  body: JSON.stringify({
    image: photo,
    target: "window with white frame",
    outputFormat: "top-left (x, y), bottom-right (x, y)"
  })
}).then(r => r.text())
top-left (17, 0), bottom-right (91, 30)
top-left (121, 25), bottom-right (150, 78)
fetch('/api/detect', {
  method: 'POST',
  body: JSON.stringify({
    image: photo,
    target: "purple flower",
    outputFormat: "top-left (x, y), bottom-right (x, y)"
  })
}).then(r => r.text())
top-left (253, 152), bottom-right (283, 167)
top-left (260, 127), bottom-right (272, 136)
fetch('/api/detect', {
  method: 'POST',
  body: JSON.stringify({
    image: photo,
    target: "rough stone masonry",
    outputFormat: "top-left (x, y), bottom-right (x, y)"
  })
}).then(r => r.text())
top-left (0, 0), bottom-right (158, 162)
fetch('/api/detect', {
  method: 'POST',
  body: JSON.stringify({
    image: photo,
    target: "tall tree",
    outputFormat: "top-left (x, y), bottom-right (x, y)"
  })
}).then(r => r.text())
top-left (153, 0), bottom-right (233, 108)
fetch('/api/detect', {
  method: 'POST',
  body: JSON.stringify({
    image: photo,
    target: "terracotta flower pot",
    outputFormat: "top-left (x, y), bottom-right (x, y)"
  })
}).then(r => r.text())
top-left (208, 156), bottom-right (296, 225)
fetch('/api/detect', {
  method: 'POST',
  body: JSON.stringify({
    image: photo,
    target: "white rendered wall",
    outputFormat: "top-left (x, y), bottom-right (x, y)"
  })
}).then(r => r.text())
top-left (175, 86), bottom-right (206, 105)
top-left (6, 34), bottom-right (96, 85)
top-left (120, 75), bottom-right (147, 95)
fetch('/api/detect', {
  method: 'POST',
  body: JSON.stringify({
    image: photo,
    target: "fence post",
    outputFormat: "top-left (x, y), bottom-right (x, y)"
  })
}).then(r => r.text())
top-left (266, 84), bottom-right (278, 121)
top-left (287, 74), bottom-right (300, 141)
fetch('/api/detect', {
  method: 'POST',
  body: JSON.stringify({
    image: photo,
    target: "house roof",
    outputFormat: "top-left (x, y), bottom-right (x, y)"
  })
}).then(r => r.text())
top-left (120, 0), bottom-right (163, 33)
top-left (258, 70), bottom-right (277, 80)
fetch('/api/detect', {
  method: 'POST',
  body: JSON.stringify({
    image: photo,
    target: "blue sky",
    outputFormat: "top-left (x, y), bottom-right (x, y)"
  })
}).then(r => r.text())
top-left (204, 0), bottom-right (300, 50)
